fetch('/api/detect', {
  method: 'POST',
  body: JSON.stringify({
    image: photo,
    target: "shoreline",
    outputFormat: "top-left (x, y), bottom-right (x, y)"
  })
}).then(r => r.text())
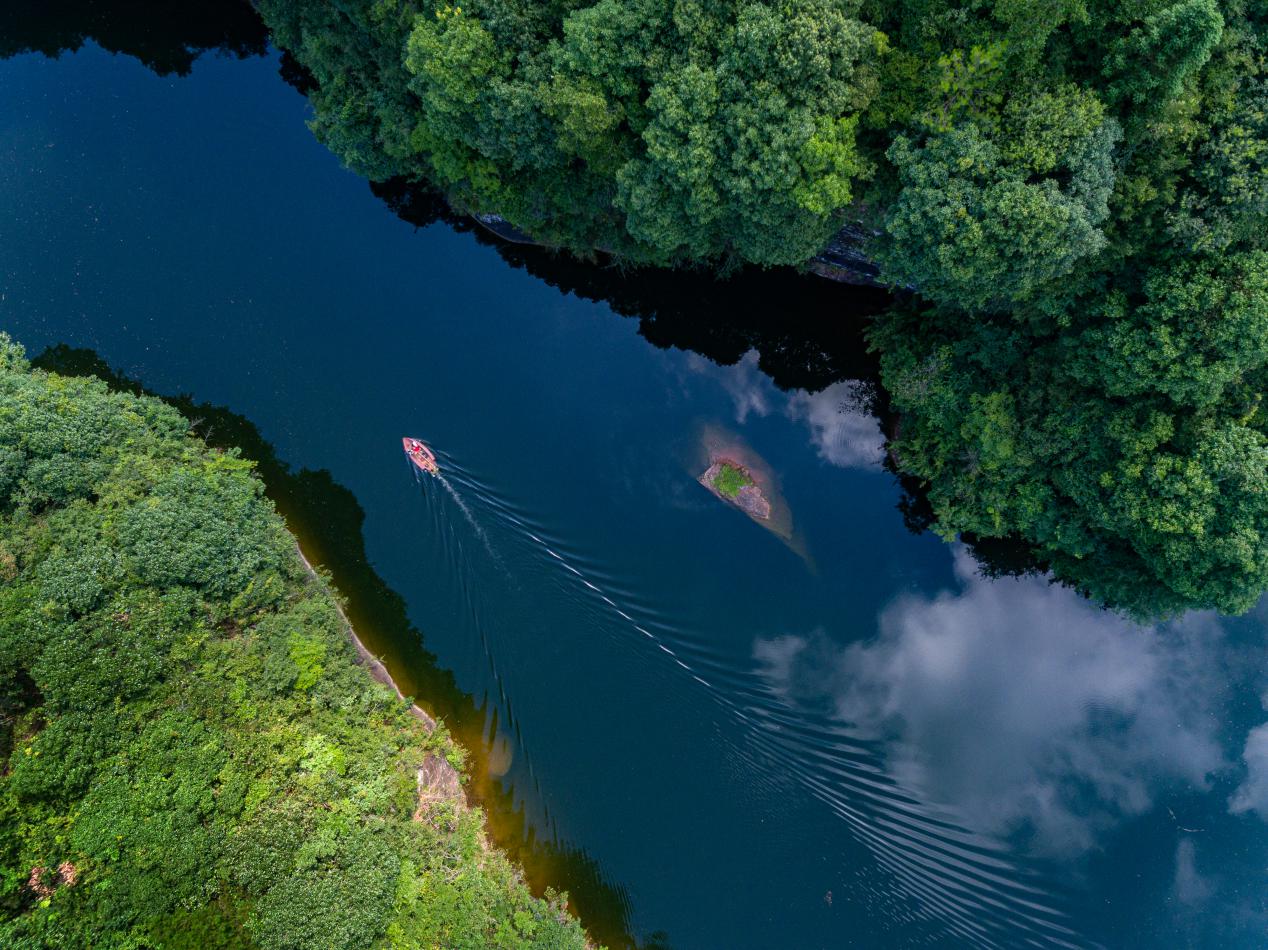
top-left (292, 542), bottom-right (601, 949)
top-left (292, 543), bottom-right (470, 814)
top-left (294, 544), bottom-right (439, 729)
top-left (467, 210), bottom-right (885, 287)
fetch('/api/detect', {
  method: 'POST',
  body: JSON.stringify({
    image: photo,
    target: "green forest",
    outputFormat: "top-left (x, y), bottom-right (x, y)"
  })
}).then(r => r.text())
top-left (0, 337), bottom-right (591, 950)
top-left (259, 0), bottom-right (1268, 617)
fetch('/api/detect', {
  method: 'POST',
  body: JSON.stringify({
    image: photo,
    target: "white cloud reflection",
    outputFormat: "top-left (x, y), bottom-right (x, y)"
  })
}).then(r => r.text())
top-left (755, 548), bottom-right (1245, 858)
top-left (1230, 705), bottom-right (1268, 819)
top-left (690, 350), bottom-right (772, 424)
top-left (687, 349), bottom-right (884, 469)
top-left (1171, 838), bottom-right (1212, 907)
top-left (785, 380), bottom-right (884, 469)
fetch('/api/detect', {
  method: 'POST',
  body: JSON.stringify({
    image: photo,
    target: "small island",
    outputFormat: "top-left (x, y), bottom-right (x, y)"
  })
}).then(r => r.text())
top-left (693, 425), bottom-right (809, 565)
top-left (698, 458), bottom-right (772, 522)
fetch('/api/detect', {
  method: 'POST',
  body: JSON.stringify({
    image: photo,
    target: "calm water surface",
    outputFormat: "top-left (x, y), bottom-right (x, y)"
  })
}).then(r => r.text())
top-left (2, 37), bottom-right (1266, 950)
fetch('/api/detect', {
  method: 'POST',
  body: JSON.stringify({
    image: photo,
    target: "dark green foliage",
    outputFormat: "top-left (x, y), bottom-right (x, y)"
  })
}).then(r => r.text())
top-left (873, 266), bottom-right (1268, 617)
top-left (864, 0), bottom-right (1268, 616)
top-left (879, 116), bottom-right (1117, 310)
top-left (0, 337), bottom-right (591, 949)
top-left (257, 0), bottom-right (883, 266)
top-left (1104, 0), bottom-right (1224, 109)
top-left (1067, 251), bottom-right (1268, 408)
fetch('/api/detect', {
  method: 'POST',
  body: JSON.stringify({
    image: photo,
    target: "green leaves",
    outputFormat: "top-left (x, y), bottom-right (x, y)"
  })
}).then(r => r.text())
top-left (1105, 0), bottom-right (1224, 109)
top-left (880, 119), bottom-right (1116, 310)
top-left (1068, 251), bottom-right (1268, 408)
top-left (264, 0), bottom-right (881, 265)
top-left (115, 458), bottom-right (288, 600)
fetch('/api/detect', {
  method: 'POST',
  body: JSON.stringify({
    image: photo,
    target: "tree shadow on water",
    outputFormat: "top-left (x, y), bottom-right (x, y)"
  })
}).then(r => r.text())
top-left (369, 177), bottom-right (890, 394)
top-left (0, 0), bottom-right (268, 75)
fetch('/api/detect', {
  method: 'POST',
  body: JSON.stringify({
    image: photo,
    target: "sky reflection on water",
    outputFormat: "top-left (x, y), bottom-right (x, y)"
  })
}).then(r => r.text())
top-left (754, 547), bottom-right (1268, 946)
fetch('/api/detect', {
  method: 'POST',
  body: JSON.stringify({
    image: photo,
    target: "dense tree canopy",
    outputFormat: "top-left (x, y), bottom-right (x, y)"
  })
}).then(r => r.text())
top-left (0, 337), bottom-right (591, 949)
top-left (863, 0), bottom-right (1268, 616)
top-left (258, 0), bottom-right (884, 265)
top-left (258, 0), bottom-right (1268, 615)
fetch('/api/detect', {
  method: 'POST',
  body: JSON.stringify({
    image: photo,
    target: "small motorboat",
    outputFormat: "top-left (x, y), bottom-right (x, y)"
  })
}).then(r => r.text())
top-left (403, 437), bottom-right (439, 475)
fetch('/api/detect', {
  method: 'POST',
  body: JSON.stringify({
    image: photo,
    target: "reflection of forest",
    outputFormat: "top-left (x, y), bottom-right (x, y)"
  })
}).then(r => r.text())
top-left (370, 178), bottom-right (891, 394)
top-left (31, 345), bottom-right (667, 950)
top-left (0, 0), bottom-right (267, 75)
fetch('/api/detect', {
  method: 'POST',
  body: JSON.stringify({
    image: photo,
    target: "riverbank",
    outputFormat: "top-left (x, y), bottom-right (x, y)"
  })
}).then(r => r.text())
top-left (292, 544), bottom-right (469, 814)
top-left (27, 342), bottom-right (643, 950)
top-left (469, 209), bottom-right (885, 288)
top-left (294, 545), bottom-right (437, 728)
top-left (0, 337), bottom-right (594, 950)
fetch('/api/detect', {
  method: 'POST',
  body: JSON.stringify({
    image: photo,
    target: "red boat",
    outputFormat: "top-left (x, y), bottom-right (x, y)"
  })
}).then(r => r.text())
top-left (403, 437), bottom-right (439, 475)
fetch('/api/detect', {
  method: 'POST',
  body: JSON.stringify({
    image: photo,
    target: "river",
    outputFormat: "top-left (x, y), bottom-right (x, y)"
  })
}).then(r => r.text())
top-left (1, 20), bottom-right (1265, 950)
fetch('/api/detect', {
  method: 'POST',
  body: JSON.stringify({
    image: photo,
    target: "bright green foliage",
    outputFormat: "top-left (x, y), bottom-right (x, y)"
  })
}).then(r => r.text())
top-left (711, 462), bottom-right (754, 500)
top-left (0, 336), bottom-right (591, 949)
top-left (257, 0), bottom-right (882, 265)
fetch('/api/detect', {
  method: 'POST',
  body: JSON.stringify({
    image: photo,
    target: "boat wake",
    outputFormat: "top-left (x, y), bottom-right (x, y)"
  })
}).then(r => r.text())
top-left (412, 452), bottom-right (1085, 948)
top-left (434, 471), bottom-right (499, 563)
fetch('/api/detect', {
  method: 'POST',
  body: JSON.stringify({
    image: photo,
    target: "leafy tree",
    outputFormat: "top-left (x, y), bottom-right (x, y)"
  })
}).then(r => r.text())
top-left (258, 0), bottom-right (882, 265)
top-left (1065, 251), bottom-right (1268, 408)
top-left (1104, 0), bottom-right (1224, 109)
top-left (879, 115), bottom-right (1118, 311)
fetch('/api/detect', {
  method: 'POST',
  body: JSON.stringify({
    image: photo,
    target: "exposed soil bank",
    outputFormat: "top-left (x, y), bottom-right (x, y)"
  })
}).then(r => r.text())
top-left (293, 545), bottom-right (466, 811)
top-left (469, 211), bottom-right (885, 287)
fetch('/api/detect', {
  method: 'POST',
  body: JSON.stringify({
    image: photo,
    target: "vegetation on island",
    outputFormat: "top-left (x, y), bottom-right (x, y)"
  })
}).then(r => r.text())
top-left (257, 0), bottom-right (1268, 617)
top-left (709, 461), bottom-right (754, 502)
top-left (0, 336), bottom-right (592, 950)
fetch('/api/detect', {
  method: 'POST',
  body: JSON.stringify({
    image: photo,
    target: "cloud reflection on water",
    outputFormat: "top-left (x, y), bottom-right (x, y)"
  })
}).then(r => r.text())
top-left (691, 349), bottom-right (1268, 943)
top-left (785, 380), bottom-right (884, 469)
top-left (1229, 706), bottom-right (1268, 819)
top-left (748, 545), bottom-right (1268, 948)
top-left (756, 549), bottom-right (1250, 858)
top-left (687, 349), bottom-right (884, 470)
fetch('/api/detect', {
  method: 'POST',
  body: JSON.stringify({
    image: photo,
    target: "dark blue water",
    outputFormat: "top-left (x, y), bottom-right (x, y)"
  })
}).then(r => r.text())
top-left (2, 38), bottom-right (1266, 950)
